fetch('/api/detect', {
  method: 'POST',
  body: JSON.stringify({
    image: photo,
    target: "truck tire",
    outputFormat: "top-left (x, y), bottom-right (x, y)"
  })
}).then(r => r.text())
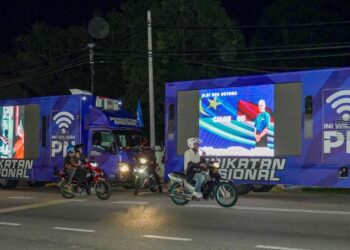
top-left (122, 183), bottom-right (135, 189)
top-left (236, 184), bottom-right (252, 195)
top-left (0, 179), bottom-right (19, 189)
top-left (252, 184), bottom-right (274, 192)
top-left (27, 181), bottom-right (47, 187)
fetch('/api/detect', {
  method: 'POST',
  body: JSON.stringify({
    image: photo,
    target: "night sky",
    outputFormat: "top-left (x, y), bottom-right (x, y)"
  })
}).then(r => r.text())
top-left (0, 0), bottom-right (270, 54)
top-left (0, 0), bottom-right (121, 53)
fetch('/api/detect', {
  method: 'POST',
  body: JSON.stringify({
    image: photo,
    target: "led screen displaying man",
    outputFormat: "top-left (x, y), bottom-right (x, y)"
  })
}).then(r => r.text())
top-left (199, 85), bottom-right (274, 156)
top-left (254, 100), bottom-right (271, 147)
top-left (0, 106), bottom-right (25, 159)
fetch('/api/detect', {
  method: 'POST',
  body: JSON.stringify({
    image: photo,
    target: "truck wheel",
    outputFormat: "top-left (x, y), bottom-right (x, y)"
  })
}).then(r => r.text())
top-left (252, 185), bottom-right (274, 192)
top-left (122, 183), bottom-right (135, 189)
top-left (27, 181), bottom-right (47, 187)
top-left (0, 179), bottom-right (19, 189)
top-left (236, 184), bottom-right (252, 195)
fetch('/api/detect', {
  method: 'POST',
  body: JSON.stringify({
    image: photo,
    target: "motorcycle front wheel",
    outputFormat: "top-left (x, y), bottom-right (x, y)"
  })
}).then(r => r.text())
top-left (215, 183), bottom-right (238, 208)
top-left (169, 182), bottom-right (189, 206)
top-left (95, 180), bottom-right (112, 200)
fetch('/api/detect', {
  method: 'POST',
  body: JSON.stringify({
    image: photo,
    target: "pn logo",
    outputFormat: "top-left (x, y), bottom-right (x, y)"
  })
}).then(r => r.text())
top-left (53, 112), bottom-right (74, 134)
top-left (326, 90), bottom-right (350, 121)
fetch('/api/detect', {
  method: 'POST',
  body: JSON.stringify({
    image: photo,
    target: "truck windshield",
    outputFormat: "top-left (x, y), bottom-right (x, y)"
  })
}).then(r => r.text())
top-left (113, 130), bottom-right (145, 149)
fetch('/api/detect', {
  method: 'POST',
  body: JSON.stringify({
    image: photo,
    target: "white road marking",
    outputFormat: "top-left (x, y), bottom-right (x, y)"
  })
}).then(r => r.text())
top-left (255, 245), bottom-right (310, 250)
top-left (0, 199), bottom-right (70, 214)
top-left (112, 201), bottom-right (149, 205)
top-left (0, 222), bottom-right (21, 226)
top-left (235, 206), bottom-right (350, 215)
top-left (70, 199), bottom-right (87, 202)
top-left (186, 204), bottom-right (350, 215)
top-left (53, 227), bottom-right (96, 233)
top-left (142, 235), bottom-right (192, 242)
top-left (8, 196), bottom-right (37, 199)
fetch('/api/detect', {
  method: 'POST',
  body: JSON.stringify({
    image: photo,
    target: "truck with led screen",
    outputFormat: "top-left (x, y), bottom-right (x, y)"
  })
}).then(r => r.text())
top-left (164, 67), bottom-right (350, 191)
top-left (0, 92), bottom-right (146, 189)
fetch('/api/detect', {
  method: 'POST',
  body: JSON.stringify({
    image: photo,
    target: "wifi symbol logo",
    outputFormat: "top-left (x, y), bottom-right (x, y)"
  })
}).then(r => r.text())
top-left (326, 90), bottom-right (350, 121)
top-left (53, 112), bottom-right (75, 134)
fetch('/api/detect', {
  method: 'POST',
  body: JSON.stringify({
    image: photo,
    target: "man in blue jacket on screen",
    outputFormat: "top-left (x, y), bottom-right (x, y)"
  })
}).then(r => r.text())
top-left (254, 99), bottom-right (270, 147)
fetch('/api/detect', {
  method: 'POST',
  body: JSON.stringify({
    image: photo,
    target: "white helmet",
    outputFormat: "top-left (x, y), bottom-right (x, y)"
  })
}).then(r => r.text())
top-left (187, 137), bottom-right (202, 149)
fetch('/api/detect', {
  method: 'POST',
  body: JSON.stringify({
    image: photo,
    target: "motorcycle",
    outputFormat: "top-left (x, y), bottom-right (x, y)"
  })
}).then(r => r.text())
top-left (133, 156), bottom-right (160, 195)
top-left (59, 161), bottom-right (112, 200)
top-left (168, 162), bottom-right (238, 208)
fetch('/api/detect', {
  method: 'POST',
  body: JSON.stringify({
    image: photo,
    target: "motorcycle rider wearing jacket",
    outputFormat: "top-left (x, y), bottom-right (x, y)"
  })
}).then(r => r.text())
top-left (184, 138), bottom-right (206, 199)
top-left (63, 144), bottom-right (80, 192)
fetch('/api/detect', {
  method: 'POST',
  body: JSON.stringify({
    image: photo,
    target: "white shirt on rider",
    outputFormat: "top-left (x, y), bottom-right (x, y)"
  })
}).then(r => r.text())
top-left (184, 148), bottom-right (201, 173)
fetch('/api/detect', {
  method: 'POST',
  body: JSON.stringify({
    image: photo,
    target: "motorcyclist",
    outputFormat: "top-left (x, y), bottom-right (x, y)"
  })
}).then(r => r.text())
top-left (138, 149), bottom-right (162, 193)
top-left (73, 144), bottom-right (91, 194)
top-left (184, 137), bottom-right (206, 199)
top-left (62, 144), bottom-right (80, 192)
top-left (74, 144), bottom-right (88, 163)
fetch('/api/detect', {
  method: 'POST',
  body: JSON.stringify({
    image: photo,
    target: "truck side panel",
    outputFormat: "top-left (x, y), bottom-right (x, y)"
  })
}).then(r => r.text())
top-left (0, 95), bottom-right (85, 182)
top-left (164, 67), bottom-right (350, 188)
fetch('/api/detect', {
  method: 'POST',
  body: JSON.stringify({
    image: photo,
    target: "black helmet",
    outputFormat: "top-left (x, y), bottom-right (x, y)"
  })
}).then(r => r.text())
top-left (74, 144), bottom-right (84, 151)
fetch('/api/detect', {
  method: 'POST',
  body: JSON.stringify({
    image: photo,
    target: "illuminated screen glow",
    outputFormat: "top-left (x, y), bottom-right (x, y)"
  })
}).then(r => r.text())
top-left (0, 106), bottom-right (25, 159)
top-left (199, 85), bottom-right (274, 156)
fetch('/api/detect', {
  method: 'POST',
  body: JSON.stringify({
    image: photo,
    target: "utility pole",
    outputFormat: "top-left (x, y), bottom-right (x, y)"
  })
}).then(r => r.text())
top-left (87, 43), bottom-right (95, 95)
top-left (147, 10), bottom-right (156, 149)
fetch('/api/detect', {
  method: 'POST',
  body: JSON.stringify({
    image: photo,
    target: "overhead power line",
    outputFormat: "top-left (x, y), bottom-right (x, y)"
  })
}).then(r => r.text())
top-left (0, 48), bottom-right (87, 76)
top-left (95, 41), bottom-right (350, 57)
top-left (153, 19), bottom-right (350, 30)
top-left (152, 44), bottom-right (350, 57)
top-left (0, 59), bottom-right (89, 88)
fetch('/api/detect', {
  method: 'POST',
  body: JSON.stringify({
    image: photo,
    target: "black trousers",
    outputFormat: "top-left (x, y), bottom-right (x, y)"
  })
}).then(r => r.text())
top-left (151, 169), bottom-right (162, 190)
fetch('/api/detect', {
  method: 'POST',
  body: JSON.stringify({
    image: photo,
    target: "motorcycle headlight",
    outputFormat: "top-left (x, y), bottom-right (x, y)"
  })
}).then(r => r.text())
top-left (213, 162), bottom-right (220, 169)
top-left (139, 158), bottom-right (148, 164)
top-left (139, 167), bottom-right (146, 173)
top-left (119, 163), bottom-right (130, 173)
top-left (134, 166), bottom-right (147, 173)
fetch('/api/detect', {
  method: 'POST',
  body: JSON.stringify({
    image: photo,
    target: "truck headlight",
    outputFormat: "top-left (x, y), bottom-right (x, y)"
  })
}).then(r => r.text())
top-left (119, 163), bottom-right (130, 173)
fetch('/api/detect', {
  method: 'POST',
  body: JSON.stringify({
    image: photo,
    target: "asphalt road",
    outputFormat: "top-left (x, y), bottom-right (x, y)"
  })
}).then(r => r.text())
top-left (0, 186), bottom-right (350, 250)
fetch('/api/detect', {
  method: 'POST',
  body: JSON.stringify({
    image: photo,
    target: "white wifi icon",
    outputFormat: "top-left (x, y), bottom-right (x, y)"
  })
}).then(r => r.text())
top-left (326, 90), bottom-right (350, 121)
top-left (53, 112), bottom-right (74, 134)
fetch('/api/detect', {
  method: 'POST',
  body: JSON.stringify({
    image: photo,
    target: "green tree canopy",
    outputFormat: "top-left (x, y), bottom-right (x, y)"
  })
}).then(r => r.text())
top-left (249, 0), bottom-right (350, 71)
top-left (106, 0), bottom-right (245, 142)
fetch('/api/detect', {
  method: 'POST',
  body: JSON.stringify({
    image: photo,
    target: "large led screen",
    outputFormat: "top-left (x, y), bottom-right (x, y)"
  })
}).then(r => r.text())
top-left (199, 85), bottom-right (274, 156)
top-left (0, 106), bottom-right (25, 159)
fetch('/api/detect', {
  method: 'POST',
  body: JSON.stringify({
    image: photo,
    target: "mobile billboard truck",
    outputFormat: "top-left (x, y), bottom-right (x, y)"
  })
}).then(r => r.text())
top-left (0, 91), bottom-right (146, 189)
top-left (164, 67), bottom-right (350, 194)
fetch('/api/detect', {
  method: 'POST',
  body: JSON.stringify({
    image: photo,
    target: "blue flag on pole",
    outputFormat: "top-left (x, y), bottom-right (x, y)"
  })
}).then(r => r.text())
top-left (137, 99), bottom-right (144, 127)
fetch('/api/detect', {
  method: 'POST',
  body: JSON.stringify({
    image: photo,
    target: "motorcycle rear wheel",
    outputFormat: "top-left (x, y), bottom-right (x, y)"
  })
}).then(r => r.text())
top-left (215, 183), bottom-right (238, 208)
top-left (60, 180), bottom-right (75, 199)
top-left (96, 180), bottom-right (112, 200)
top-left (170, 182), bottom-right (189, 206)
